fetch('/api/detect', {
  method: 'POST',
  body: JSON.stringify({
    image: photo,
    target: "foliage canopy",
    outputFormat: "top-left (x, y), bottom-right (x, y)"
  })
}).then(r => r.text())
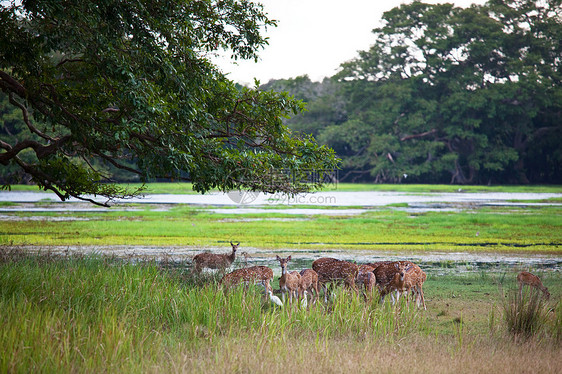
top-left (0, 0), bottom-right (339, 205)
top-left (269, 0), bottom-right (562, 184)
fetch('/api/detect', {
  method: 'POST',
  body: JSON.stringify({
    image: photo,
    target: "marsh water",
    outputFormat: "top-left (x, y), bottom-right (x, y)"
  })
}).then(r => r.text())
top-left (2, 189), bottom-right (562, 207)
top-left (13, 244), bottom-right (562, 278)
top-left (2, 190), bottom-right (561, 276)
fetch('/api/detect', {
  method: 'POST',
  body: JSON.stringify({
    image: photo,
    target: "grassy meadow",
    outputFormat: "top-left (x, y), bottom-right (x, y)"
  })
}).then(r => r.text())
top-left (1, 184), bottom-right (561, 372)
top-left (1, 204), bottom-right (560, 252)
top-left (1, 251), bottom-right (560, 373)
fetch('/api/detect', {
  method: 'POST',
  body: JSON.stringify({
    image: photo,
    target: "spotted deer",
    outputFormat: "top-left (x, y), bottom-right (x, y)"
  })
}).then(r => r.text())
top-left (366, 261), bottom-right (393, 270)
top-left (299, 268), bottom-right (319, 303)
top-left (312, 257), bottom-right (359, 302)
top-left (375, 261), bottom-right (408, 304)
top-left (517, 271), bottom-right (550, 300)
top-left (356, 264), bottom-right (377, 301)
top-left (407, 261), bottom-right (427, 309)
top-left (397, 260), bottom-right (427, 310)
top-left (374, 261), bottom-right (426, 308)
top-left (220, 265), bottom-right (274, 293)
top-left (276, 256), bottom-right (301, 304)
top-left (193, 242), bottom-right (239, 272)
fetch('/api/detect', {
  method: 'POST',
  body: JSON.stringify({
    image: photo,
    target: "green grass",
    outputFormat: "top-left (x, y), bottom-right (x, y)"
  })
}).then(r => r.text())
top-left (1, 252), bottom-right (560, 373)
top-left (0, 253), bottom-right (426, 372)
top-left (4, 182), bottom-right (562, 194)
top-left (1, 205), bottom-right (560, 252)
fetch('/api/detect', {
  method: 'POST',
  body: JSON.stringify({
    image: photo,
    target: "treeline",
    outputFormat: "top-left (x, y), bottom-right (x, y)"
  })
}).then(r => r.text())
top-left (263, 0), bottom-right (562, 185)
top-left (2, 0), bottom-right (561, 186)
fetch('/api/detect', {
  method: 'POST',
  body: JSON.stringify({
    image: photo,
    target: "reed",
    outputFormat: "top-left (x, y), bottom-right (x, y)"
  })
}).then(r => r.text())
top-left (502, 287), bottom-right (550, 339)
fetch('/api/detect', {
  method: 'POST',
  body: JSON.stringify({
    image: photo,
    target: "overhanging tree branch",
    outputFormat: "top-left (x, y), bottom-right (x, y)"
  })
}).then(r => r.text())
top-left (400, 129), bottom-right (437, 142)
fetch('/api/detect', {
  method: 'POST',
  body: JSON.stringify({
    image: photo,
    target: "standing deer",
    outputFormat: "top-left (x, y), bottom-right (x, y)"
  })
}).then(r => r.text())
top-left (276, 256), bottom-right (301, 304)
top-left (366, 261), bottom-right (393, 270)
top-left (397, 260), bottom-right (427, 310)
top-left (312, 257), bottom-right (359, 302)
top-left (220, 265), bottom-right (274, 294)
top-left (356, 264), bottom-right (377, 301)
top-left (193, 242), bottom-right (239, 273)
top-left (517, 271), bottom-right (550, 300)
top-left (299, 268), bottom-right (319, 304)
top-left (376, 261), bottom-right (408, 305)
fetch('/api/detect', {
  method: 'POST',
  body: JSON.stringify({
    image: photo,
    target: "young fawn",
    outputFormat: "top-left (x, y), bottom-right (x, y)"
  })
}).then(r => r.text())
top-left (312, 257), bottom-right (359, 302)
top-left (193, 242), bottom-right (239, 272)
top-left (356, 264), bottom-right (377, 301)
top-left (276, 256), bottom-right (301, 304)
top-left (220, 265), bottom-right (274, 294)
top-left (396, 260), bottom-right (427, 310)
top-left (517, 271), bottom-right (550, 300)
top-left (299, 268), bottom-right (319, 304)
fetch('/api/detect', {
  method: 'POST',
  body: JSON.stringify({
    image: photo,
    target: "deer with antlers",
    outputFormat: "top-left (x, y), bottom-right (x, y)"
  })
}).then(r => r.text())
top-left (220, 265), bottom-right (274, 293)
top-left (276, 256), bottom-right (301, 304)
top-left (192, 242), bottom-right (239, 273)
top-left (517, 271), bottom-right (550, 300)
top-left (312, 257), bottom-right (359, 302)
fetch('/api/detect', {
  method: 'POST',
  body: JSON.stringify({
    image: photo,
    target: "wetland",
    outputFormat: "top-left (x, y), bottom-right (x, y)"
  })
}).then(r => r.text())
top-left (1, 185), bottom-right (561, 373)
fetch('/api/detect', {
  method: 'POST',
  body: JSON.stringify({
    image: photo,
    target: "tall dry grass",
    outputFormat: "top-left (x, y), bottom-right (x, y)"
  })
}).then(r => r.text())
top-left (0, 252), bottom-right (427, 372)
top-left (157, 334), bottom-right (562, 373)
top-left (1, 251), bottom-right (560, 373)
top-left (503, 287), bottom-right (552, 340)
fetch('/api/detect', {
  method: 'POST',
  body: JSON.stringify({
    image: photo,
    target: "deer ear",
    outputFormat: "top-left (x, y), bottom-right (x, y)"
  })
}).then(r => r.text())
top-left (276, 255), bottom-right (281, 261)
top-left (236, 242), bottom-right (240, 246)
top-left (230, 241), bottom-right (233, 245)
top-left (287, 256), bottom-right (292, 261)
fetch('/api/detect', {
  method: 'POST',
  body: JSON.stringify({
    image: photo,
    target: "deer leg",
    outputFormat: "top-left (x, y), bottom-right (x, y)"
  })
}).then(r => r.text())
top-left (314, 283), bottom-right (319, 304)
top-left (391, 290), bottom-right (400, 305)
top-left (380, 293), bottom-right (386, 305)
top-left (419, 287), bottom-right (426, 310)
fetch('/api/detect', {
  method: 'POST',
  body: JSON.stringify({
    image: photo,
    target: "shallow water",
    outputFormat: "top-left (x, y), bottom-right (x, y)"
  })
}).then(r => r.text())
top-left (3, 190), bottom-right (560, 276)
top-left (1, 190), bottom-right (561, 207)
top-left (15, 245), bottom-right (562, 277)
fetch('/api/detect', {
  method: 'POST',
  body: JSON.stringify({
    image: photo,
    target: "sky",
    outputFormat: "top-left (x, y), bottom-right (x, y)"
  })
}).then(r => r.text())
top-left (213, 0), bottom-right (488, 85)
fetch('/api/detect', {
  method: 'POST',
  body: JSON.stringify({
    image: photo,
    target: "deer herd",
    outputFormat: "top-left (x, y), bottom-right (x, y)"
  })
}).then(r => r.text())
top-left (193, 242), bottom-right (551, 309)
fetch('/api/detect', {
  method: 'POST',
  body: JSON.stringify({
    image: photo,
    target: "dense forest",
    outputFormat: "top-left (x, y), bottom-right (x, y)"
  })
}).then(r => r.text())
top-left (264, 0), bottom-right (562, 185)
top-left (1, 0), bottom-right (561, 188)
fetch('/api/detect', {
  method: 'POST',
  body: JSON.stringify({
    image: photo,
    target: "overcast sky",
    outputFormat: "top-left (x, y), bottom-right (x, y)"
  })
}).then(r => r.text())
top-left (212, 0), bottom-right (488, 85)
